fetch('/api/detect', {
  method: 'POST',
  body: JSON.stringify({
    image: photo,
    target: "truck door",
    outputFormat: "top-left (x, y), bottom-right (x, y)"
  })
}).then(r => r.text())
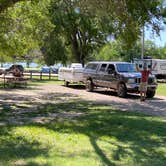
top-left (97, 63), bottom-right (108, 87)
top-left (103, 64), bottom-right (117, 89)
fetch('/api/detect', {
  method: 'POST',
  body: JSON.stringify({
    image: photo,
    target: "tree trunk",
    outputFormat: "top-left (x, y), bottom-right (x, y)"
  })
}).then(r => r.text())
top-left (70, 31), bottom-right (80, 63)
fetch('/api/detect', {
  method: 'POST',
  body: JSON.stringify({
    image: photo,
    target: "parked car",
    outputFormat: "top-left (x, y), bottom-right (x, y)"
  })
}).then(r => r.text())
top-left (83, 61), bottom-right (157, 98)
top-left (6, 64), bottom-right (24, 72)
top-left (5, 64), bottom-right (24, 77)
top-left (41, 67), bottom-right (50, 73)
top-left (41, 66), bottom-right (58, 74)
top-left (51, 67), bottom-right (58, 74)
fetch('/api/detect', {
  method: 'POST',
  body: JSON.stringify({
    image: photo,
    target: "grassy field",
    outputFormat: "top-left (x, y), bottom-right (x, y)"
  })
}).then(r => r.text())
top-left (156, 83), bottom-right (166, 96)
top-left (0, 94), bottom-right (166, 166)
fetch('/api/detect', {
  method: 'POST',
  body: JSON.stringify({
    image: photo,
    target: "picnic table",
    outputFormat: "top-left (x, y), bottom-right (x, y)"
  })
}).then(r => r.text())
top-left (0, 74), bottom-right (28, 88)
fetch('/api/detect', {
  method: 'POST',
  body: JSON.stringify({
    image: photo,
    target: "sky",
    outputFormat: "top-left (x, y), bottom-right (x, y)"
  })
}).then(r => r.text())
top-left (145, 26), bottom-right (166, 47)
top-left (145, 0), bottom-right (166, 47)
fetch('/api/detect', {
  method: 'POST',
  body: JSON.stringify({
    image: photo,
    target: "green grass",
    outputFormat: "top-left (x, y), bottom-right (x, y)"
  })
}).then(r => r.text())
top-left (28, 77), bottom-right (63, 86)
top-left (156, 84), bottom-right (166, 96)
top-left (0, 76), bottom-right (63, 88)
top-left (0, 98), bottom-right (166, 166)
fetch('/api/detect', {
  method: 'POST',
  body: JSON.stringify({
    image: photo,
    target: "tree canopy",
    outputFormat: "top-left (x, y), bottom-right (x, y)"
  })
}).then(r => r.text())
top-left (0, 0), bottom-right (29, 13)
top-left (42, 0), bottom-right (113, 66)
top-left (0, 0), bottom-right (166, 65)
top-left (97, 40), bottom-right (166, 62)
top-left (0, 0), bottom-right (52, 62)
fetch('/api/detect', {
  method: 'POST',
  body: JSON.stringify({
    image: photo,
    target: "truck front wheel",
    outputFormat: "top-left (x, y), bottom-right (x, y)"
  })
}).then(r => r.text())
top-left (146, 90), bottom-right (156, 98)
top-left (86, 80), bottom-right (94, 92)
top-left (117, 83), bottom-right (127, 98)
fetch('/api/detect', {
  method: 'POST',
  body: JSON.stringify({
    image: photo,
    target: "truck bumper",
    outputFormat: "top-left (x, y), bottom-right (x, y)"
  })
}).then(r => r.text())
top-left (126, 83), bottom-right (157, 92)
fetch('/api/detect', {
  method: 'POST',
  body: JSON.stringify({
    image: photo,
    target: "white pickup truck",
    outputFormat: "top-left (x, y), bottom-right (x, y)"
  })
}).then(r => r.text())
top-left (58, 63), bottom-right (84, 86)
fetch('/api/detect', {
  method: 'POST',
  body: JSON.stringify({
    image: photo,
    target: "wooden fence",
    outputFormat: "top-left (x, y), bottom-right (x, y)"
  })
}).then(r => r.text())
top-left (23, 71), bottom-right (58, 80)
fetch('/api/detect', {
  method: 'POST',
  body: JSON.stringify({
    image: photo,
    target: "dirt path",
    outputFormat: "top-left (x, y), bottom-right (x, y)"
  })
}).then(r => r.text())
top-left (42, 84), bottom-right (166, 116)
top-left (0, 84), bottom-right (166, 117)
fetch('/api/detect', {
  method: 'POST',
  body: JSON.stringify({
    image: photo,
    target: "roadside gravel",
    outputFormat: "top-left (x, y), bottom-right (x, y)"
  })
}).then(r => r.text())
top-left (39, 84), bottom-right (166, 117)
top-left (0, 84), bottom-right (166, 117)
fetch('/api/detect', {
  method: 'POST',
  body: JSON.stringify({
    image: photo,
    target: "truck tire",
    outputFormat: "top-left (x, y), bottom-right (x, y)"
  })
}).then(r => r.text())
top-left (64, 81), bottom-right (69, 87)
top-left (86, 80), bottom-right (94, 92)
top-left (117, 83), bottom-right (127, 98)
top-left (146, 90), bottom-right (156, 98)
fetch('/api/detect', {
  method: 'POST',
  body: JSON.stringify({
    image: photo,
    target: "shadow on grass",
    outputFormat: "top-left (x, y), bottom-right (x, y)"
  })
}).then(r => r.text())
top-left (0, 91), bottom-right (166, 165)
top-left (0, 127), bottom-right (49, 164)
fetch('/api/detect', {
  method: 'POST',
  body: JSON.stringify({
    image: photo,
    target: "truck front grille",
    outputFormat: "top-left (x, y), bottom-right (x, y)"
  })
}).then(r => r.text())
top-left (136, 78), bottom-right (141, 83)
top-left (136, 78), bottom-right (154, 84)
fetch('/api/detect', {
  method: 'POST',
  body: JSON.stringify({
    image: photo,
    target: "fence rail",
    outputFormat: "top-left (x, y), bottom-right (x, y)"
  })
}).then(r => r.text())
top-left (23, 71), bottom-right (58, 80)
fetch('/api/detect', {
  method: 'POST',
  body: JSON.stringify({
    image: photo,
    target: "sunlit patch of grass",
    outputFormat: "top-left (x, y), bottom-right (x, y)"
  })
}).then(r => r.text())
top-left (157, 84), bottom-right (166, 96)
top-left (28, 77), bottom-right (63, 86)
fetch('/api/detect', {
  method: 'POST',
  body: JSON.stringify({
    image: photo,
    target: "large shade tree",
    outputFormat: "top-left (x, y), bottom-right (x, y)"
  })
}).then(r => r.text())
top-left (81, 0), bottom-right (166, 41)
top-left (42, 0), bottom-right (112, 66)
top-left (43, 0), bottom-right (166, 65)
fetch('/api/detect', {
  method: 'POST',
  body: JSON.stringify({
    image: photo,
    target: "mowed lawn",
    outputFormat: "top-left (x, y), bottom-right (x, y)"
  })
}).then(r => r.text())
top-left (157, 83), bottom-right (166, 96)
top-left (0, 96), bottom-right (166, 166)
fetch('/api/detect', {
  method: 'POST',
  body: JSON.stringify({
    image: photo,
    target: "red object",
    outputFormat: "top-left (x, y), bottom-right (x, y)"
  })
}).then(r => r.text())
top-left (141, 70), bottom-right (150, 82)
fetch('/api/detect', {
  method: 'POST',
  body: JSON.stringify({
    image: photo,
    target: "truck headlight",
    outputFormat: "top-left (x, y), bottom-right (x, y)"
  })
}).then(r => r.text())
top-left (128, 78), bottom-right (135, 83)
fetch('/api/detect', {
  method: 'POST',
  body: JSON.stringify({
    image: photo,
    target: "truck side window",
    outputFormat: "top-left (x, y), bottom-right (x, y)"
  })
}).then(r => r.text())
top-left (107, 64), bottom-right (115, 74)
top-left (99, 64), bottom-right (107, 72)
top-left (85, 64), bottom-right (98, 70)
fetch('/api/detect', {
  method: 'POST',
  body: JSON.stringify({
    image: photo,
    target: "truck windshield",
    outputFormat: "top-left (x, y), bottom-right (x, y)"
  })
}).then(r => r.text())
top-left (116, 64), bottom-right (137, 72)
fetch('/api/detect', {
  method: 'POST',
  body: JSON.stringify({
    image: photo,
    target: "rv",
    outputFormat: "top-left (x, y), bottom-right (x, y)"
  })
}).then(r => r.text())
top-left (134, 58), bottom-right (166, 79)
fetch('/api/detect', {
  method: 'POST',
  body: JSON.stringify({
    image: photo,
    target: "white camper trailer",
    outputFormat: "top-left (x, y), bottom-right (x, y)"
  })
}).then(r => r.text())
top-left (151, 59), bottom-right (166, 79)
top-left (134, 58), bottom-right (166, 79)
top-left (58, 63), bottom-right (84, 86)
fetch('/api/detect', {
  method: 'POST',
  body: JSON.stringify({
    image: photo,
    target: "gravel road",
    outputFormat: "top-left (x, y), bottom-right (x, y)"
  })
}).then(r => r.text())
top-left (0, 84), bottom-right (166, 117)
top-left (45, 84), bottom-right (166, 116)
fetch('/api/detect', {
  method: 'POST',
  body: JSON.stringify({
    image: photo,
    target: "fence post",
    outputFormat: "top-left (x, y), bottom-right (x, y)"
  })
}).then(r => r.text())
top-left (40, 72), bottom-right (42, 80)
top-left (49, 70), bottom-right (51, 80)
top-left (3, 73), bottom-right (6, 88)
top-left (30, 71), bottom-right (32, 80)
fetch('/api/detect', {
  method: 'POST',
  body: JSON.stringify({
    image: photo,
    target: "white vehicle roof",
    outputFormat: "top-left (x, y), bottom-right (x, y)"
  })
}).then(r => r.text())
top-left (70, 63), bottom-right (83, 68)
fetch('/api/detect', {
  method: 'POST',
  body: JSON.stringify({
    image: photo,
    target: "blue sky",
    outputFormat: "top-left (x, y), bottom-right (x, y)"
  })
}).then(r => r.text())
top-left (145, 0), bottom-right (166, 47)
top-left (145, 26), bottom-right (166, 47)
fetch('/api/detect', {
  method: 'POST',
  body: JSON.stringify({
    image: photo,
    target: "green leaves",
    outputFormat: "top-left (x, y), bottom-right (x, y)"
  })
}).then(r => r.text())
top-left (0, 0), bottom-right (53, 62)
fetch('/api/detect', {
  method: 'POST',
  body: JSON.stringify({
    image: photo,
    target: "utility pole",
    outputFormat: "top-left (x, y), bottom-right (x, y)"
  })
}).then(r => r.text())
top-left (141, 26), bottom-right (145, 59)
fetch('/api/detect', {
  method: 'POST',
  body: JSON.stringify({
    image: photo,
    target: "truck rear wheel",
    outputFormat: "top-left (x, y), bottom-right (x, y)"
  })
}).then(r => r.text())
top-left (64, 81), bottom-right (69, 87)
top-left (146, 90), bottom-right (156, 98)
top-left (117, 83), bottom-right (127, 98)
top-left (86, 80), bottom-right (94, 92)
